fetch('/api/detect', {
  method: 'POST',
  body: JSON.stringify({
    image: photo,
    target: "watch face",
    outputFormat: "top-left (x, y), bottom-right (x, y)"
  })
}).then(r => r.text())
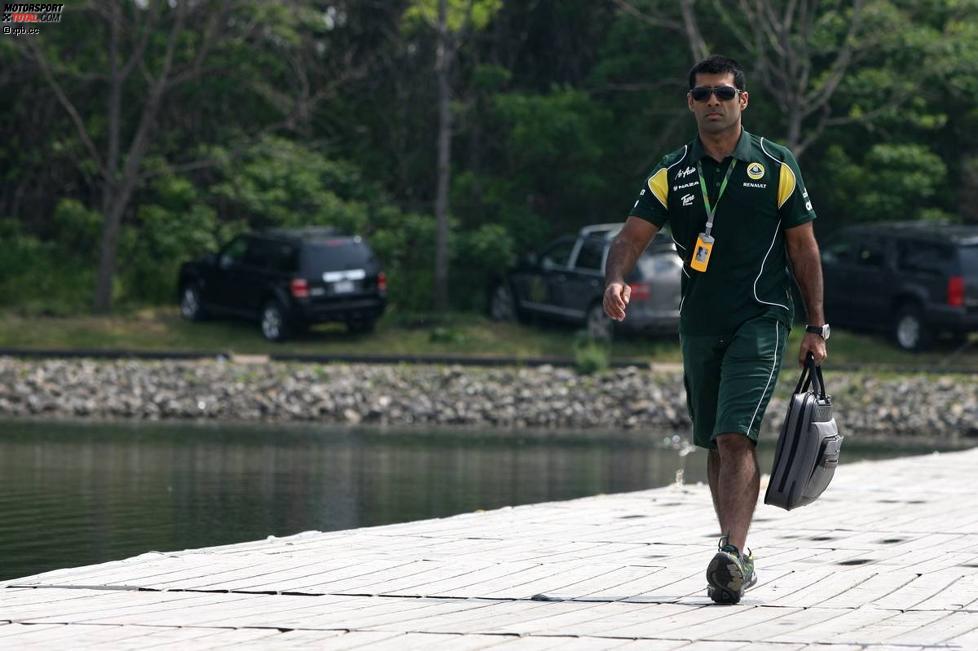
top-left (823, 324), bottom-right (830, 340)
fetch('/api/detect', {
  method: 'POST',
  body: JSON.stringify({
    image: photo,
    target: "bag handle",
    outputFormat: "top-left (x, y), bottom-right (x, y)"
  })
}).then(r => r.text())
top-left (794, 352), bottom-right (827, 399)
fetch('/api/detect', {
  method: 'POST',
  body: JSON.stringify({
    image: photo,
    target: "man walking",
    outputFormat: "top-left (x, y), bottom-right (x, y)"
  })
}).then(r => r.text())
top-left (604, 55), bottom-right (828, 605)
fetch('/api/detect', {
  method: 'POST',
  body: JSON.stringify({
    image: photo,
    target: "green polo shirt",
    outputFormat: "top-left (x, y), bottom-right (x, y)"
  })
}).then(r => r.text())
top-left (629, 128), bottom-right (816, 336)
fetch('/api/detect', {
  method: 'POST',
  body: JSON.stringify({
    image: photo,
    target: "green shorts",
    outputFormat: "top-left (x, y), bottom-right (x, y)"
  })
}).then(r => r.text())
top-left (681, 316), bottom-right (788, 449)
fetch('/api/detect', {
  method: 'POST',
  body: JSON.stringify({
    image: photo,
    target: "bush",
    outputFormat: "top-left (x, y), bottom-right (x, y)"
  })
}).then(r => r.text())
top-left (0, 217), bottom-right (94, 315)
top-left (451, 223), bottom-right (516, 312)
top-left (118, 175), bottom-right (220, 305)
top-left (573, 331), bottom-right (611, 375)
top-left (370, 212), bottom-right (439, 312)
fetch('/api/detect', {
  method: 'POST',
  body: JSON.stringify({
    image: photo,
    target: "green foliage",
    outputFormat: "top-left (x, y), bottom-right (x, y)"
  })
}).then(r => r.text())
top-left (370, 212), bottom-right (439, 311)
top-left (428, 326), bottom-right (466, 344)
top-left (821, 144), bottom-right (952, 222)
top-left (467, 88), bottom-right (615, 244)
top-left (493, 90), bottom-right (608, 188)
top-left (403, 0), bottom-right (502, 32)
top-left (52, 199), bottom-right (102, 262)
top-left (118, 175), bottom-right (220, 305)
top-left (449, 223), bottom-right (517, 311)
top-left (471, 64), bottom-right (512, 91)
top-left (573, 332), bottom-right (611, 375)
top-left (457, 224), bottom-right (515, 272)
top-left (5, 0), bottom-right (978, 319)
top-left (209, 136), bottom-right (370, 234)
top-left (0, 218), bottom-right (94, 315)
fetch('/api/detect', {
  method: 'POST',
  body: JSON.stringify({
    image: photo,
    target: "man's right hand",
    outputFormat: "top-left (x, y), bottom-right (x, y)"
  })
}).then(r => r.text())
top-left (604, 282), bottom-right (631, 321)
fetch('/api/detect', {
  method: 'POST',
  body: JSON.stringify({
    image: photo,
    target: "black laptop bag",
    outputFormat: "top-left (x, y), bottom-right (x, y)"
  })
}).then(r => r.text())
top-left (764, 354), bottom-right (843, 511)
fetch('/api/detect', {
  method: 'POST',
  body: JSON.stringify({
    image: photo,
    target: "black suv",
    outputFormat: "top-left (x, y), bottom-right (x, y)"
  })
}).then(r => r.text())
top-left (178, 228), bottom-right (387, 341)
top-left (821, 222), bottom-right (978, 351)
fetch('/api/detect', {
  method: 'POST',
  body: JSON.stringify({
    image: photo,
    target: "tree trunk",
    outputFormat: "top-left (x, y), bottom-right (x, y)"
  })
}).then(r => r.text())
top-left (94, 195), bottom-right (125, 312)
top-left (93, 0), bottom-right (185, 313)
top-left (94, 0), bottom-right (123, 313)
top-left (433, 0), bottom-right (452, 312)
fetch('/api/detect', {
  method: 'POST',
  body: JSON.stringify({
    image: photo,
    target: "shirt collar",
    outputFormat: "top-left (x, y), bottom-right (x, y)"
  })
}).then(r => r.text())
top-left (691, 127), bottom-right (752, 163)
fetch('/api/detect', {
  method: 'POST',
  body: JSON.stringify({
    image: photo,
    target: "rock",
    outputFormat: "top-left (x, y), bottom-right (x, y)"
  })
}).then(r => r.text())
top-left (0, 357), bottom-right (974, 440)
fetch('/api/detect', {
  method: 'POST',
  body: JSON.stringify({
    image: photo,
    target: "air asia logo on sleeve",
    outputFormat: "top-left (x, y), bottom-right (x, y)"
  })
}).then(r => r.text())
top-left (675, 166), bottom-right (696, 179)
top-left (747, 162), bottom-right (765, 180)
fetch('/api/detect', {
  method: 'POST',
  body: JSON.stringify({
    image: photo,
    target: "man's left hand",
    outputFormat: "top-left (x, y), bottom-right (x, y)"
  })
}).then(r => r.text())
top-left (799, 332), bottom-right (827, 367)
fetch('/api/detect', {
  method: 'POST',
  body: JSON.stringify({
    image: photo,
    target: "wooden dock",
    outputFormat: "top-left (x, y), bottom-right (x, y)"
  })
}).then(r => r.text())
top-left (4, 447), bottom-right (978, 649)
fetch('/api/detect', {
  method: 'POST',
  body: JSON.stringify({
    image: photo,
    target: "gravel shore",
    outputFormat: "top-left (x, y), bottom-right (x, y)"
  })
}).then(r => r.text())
top-left (1, 357), bottom-right (975, 441)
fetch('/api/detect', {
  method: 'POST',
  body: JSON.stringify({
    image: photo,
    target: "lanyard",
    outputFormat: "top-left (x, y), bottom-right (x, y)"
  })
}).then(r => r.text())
top-left (697, 159), bottom-right (737, 236)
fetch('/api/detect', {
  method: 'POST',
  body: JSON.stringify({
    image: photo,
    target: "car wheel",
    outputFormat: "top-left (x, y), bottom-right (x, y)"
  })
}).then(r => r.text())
top-left (180, 284), bottom-right (206, 321)
top-left (893, 304), bottom-right (931, 352)
top-left (261, 301), bottom-right (290, 342)
top-left (347, 318), bottom-right (377, 334)
top-left (490, 283), bottom-right (518, 322)
top-left (586, 302), bottom-right (614, 341)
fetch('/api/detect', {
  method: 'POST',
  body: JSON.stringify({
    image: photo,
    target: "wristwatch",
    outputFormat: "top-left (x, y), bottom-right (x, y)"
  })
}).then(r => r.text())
top-left (806, 324), bottom-right (831, 340)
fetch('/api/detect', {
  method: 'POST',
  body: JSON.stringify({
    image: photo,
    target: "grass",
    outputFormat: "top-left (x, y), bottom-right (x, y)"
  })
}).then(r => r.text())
top-left (0, 308), bottom-right (978, 370)
top-left (0, 307), bottom-right (975, 367)
top-left (0, 307), bottom-right (672, 360)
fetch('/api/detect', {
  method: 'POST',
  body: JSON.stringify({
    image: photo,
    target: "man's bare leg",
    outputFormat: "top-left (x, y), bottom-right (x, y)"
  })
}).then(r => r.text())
top-left (712, 433), bottom-right (760, 551)
top-left (707, 448), bottom-right (721, 522)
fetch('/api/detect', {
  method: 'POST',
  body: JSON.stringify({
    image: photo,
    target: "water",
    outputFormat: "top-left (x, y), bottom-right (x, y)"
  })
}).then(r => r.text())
top-left (0, 419), bottom-right (948, 581)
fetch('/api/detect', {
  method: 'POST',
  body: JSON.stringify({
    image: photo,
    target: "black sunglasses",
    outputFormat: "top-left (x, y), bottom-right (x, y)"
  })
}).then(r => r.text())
top-left (690, 85), bottom-right (742, 102)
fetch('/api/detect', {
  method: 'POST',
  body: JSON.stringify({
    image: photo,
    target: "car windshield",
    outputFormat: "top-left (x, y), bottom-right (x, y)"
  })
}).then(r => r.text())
top-left (301, 239), bottom-right (375, 274)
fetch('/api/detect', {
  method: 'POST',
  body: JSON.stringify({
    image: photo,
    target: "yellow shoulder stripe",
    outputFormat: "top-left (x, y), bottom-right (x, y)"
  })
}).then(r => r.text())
top-left (648, 168), bottom-right (669, 209)
top-left (777, 163), bottom-right (796, 209)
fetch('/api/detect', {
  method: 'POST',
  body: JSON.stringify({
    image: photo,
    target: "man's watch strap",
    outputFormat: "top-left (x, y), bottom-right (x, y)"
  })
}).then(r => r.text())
top-left (806, 324), bottom-right (830, 340)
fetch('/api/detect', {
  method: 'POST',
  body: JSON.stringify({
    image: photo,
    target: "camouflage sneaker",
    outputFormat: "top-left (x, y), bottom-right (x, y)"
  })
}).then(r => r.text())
top-left (706, 539), bottom-right (756, 605)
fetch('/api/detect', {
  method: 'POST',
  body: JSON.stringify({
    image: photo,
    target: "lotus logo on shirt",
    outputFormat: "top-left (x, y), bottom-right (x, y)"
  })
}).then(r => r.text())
top-left (747, 162), bottom-right (765, 180)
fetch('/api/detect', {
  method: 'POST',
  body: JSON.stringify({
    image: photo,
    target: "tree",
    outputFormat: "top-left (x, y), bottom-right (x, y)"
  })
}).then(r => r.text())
top-left (20, 0), bottom-right (249, 312)
top-left (709, 0), bottom-right (929, 156)
top-left (612, 0), bottom-right (932, 158)
top-left (18, 0), bottom-right (382, 312)
top-left (404, 0), bottom-right (501, 311)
